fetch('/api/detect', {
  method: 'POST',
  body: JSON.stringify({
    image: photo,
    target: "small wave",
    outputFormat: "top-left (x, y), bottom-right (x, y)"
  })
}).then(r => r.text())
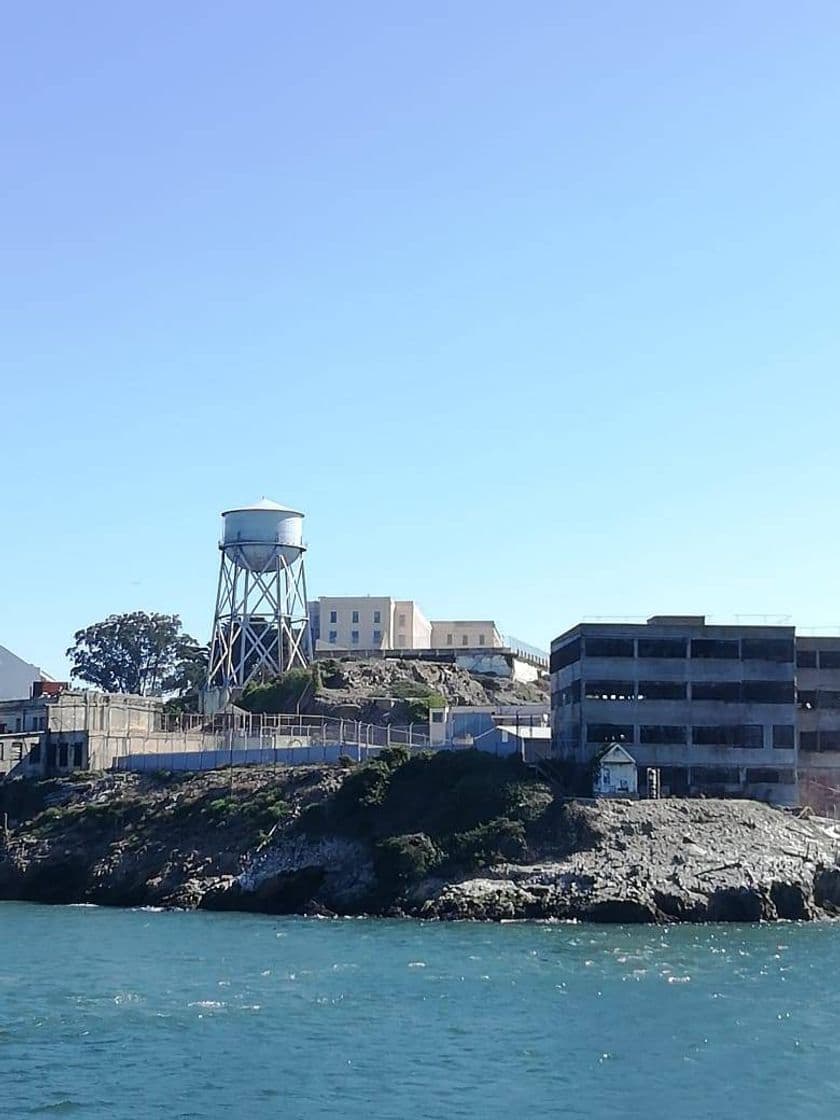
top-left (113, 992), bottom-right (141, 1005)
top-left (28, 1101), bottom-right (84, 1114)
top-left (408, 961), bottom-right (426, 968)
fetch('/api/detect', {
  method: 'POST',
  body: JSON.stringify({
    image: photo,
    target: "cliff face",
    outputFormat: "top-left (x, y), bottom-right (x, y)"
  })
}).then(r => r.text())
top-left (1, 754), bottom-right (839, 923)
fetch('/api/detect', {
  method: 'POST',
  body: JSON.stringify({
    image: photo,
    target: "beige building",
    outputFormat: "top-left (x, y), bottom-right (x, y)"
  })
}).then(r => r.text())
top-left (312, 598), bottom-right (506, 653)
top-left (429, 620), bottom-right (504, 650)
top-left (314, 597), bottom-right (431, 651)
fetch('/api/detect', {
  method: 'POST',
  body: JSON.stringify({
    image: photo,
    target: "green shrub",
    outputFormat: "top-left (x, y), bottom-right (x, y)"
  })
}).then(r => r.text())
top-left (447, 817), bottom-right (526, 868)
top-left (374, 833), bottom-right (440, 893)
top-left (239, 667), bottom-right (317, 713)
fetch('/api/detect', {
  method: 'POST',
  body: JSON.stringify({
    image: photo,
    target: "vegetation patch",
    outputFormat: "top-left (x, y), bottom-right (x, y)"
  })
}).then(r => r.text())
top-left (239, 668), bottom-right (320, 714)
top-left (296, 747), bottom-right (556, 901)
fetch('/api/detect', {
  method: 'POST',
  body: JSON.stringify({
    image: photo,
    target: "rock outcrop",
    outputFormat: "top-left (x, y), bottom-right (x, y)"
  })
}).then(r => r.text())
top-left (1, 763), bottom-right (839, 923)
top-left (418, 798), bottom-right (840, 922)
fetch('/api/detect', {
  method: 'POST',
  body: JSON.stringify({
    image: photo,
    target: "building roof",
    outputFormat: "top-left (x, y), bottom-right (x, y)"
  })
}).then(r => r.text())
top-left (597, 744), bottom-right (637, 765)
top-left (497, 725), bottom-right (552, 740)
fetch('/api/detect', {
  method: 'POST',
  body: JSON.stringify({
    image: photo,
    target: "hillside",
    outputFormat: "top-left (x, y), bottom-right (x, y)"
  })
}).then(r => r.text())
top-left (238, 656), bottom-right (548, 724)
top-left (2, 751), bottom-right (839, 922)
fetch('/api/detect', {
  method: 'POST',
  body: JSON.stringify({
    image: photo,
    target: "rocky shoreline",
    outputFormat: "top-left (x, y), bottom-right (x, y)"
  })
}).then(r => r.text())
top-left (2, 759), bottom-right (840, 923)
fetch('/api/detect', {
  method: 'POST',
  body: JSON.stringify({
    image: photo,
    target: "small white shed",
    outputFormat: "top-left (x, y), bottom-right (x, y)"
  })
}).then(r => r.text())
top-left (593, 744), bottom-right (638, 798)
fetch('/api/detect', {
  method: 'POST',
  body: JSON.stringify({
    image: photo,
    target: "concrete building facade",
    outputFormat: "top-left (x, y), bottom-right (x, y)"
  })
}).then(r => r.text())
top-left (794, 636), bottom-right (840, 811)
top-left (313, 596), bottom-right (432, 651)
top-left (0, 691), bottom-right (163, 778)
top-left (312, 596), bottom-right (511, 656)
top-left (429, 621), bottom-right (504, 650)
top-left (550, 616), bottom-right (798, 805)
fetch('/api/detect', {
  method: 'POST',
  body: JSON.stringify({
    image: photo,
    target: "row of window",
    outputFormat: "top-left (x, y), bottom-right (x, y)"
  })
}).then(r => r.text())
top-left (327, 630), bottom-right (383, 645)
top-left (550, 636), bottom-right (796, 672)
top-left (327, 609), bottom-right (412, 628)
top-left (558, 679), bottom-right (795, 704)
top-left (638, 765), bottom-right (795, 789)
top-left (328, 609), bottom-right (385, 625)
top-left (27, 742), bottom-right (84, 767)
top-left (585, 722), bottom-right (794, 749)
top-left (796, 649), bottom-right (840, 670)
top-left (799, 731), bottom-right (840, 752)
top-left (0, 715), bottom-right (46, 734)
top-left (797, 690), bottom-right (840, 710)
top-left (325, 630), bottom-right (487, 647)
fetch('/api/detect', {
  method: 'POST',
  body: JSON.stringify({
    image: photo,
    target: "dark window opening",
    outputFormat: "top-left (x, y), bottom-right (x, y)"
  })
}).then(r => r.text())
top-left (800, 731), bottom-right (818, 752)
top-left (692, 681), bottom-right (741, 702)
top-left (639, 725), bottom-right (687, 744)
top-left (58, 743), bottom-right (68, 768)
top-left (694, 766), bottom-right (740, 785)
top-left (798, 690), bottom-right (817, 710)
top-left (29, 744), bottom-right (41, 764)
top-left (73, 743), bottom-right (83, 767)
top-left (745, 768), bottom-right (781, 784)
top-left (659, 767), bottom-right (689, 795)
top-left (638, 680), bottom-right (687, 700)
top-left (692, 724), bottom-right (764, 748)
top-left (741, 638), bottom-right (794, 663)
top-left (586, 723), bottom-right (633, 744)
top-left (819, 730), bottom-right (840, 752)
top-left (772, 725), bottom-right (795, 749)
top-left (816, 690), bottom-right (840, 709)
top-left (638, 638), bottom-right (687, 659)
top-left (550, 639), bottom-right (581, 673)
top-left (742, 681), bottom-right (795, 704)
top-left (585, 637), bottom-right (635, 659)
top-left (559, 680), bottom-right (581, 705)
top-left (796, 649), bottom-right (817, 668)
top-left (819, 651), bottom-right (840, 670)
top-left (690, 638), bottom-right (739, 660)
top-left (584, 680), bottom-right (635, 701)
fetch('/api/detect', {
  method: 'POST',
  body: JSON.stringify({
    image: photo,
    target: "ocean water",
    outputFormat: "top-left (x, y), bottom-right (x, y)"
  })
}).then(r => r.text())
top-left (2, 905), bottom-right (840, 1119)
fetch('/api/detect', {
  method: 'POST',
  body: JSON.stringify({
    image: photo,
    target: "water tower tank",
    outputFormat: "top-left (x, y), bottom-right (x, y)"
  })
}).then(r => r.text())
top-left (221, 498), bottom-right (305, 572)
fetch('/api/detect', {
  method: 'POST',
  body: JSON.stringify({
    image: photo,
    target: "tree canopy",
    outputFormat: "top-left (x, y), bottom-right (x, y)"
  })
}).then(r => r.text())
top-left (66, 611), bottom-right (206, 696)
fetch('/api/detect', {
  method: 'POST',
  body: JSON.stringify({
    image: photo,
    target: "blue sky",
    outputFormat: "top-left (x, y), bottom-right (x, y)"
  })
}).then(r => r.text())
top-left (3, 1), bottom-right (840, 675)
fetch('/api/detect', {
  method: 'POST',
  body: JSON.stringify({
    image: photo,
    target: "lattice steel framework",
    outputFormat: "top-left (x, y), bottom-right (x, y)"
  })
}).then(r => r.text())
top-left (207, 542), bottom-right (312, 693)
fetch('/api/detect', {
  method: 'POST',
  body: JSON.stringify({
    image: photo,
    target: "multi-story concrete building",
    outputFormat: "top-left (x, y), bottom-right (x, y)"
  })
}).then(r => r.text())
top-left (313, 597), bottom-right (432, 651)
top-left (429, 621), bottom-right (504, 650)
top-left (0, 691), bottom-right (163, 778)
top-left (794, 635), bottom-right (840, 810)
top-left (312, 597), bottom-right (510, 655)
top-left (550, 616), bottom-right (798, 805)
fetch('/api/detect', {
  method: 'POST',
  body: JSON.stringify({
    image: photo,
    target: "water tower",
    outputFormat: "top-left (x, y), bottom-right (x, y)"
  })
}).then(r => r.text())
top-left (205, 498), bottom-right (312, 706)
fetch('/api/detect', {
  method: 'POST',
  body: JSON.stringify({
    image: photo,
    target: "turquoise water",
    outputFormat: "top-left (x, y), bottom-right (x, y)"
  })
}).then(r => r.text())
top-left (2, 904), bottom-right (840, 1118)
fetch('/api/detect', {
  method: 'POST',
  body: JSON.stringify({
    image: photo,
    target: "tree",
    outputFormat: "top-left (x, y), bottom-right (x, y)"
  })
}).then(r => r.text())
top-left (66, 611), bottom-right (203, 696)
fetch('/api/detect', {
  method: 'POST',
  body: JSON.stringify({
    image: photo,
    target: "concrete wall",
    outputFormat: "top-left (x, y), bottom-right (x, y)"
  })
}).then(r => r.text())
top-left (454, 651), bottom-right (540, 682)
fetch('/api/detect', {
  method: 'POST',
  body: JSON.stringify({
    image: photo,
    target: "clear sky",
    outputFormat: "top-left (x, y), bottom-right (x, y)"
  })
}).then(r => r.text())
top-left (3, 1), bottom-right (840, 676)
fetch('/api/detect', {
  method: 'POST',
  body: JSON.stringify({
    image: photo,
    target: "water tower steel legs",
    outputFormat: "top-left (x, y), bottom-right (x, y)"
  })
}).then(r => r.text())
top-left (207, 545), bottom-right (312, 693)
